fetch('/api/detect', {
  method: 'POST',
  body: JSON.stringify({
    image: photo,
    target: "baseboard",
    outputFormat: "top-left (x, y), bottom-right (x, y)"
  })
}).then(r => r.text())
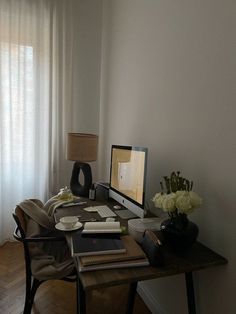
top-left (137, 282), bottom-right (166, 314)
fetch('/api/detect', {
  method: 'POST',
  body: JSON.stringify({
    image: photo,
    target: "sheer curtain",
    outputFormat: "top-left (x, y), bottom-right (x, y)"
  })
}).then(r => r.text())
top-left (0, 0), bottom-right (77, 243)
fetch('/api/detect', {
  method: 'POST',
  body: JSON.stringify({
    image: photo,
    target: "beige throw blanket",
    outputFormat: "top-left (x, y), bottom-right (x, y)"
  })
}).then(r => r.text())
top-left (17, 199), bottom-right (75, 280)
top-left (44, 196), bottom-right (72, 216)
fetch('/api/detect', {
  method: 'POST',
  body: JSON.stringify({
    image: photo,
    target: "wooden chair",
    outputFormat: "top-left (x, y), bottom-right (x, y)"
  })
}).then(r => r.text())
top-left (13, 203), bottom-right (79, 314)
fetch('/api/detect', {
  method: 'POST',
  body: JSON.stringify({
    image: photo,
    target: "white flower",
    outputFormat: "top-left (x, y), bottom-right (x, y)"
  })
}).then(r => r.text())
top-left (152, 193), bottom-right (164, 209)
top-left (175, 194), bottom-right (192, 214)
top-left (162, 193), bottom-right (176, 212)
top-left (189, 191), bottom-right (202, 208)
top-left (176, 190), bottom-right (188, 197)
top-left (152, 186), bottom-right (202, 216)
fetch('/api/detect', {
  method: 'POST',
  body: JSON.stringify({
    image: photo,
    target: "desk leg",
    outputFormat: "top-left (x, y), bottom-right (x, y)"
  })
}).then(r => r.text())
top-left (77, 278), bottom-right (86, 314)
top-left (126, 282), bottom-right (137, 314)
top-left (185, 272), bottom-right (196, 314)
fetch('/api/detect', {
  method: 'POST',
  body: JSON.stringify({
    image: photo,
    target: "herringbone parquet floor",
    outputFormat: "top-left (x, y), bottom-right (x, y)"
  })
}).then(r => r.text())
top-left (0, 242), bottom-right (151, 314)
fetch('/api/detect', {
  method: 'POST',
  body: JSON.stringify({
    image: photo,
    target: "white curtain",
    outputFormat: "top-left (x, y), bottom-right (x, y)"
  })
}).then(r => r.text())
top-left (0, 0), bottom-right (77, 244)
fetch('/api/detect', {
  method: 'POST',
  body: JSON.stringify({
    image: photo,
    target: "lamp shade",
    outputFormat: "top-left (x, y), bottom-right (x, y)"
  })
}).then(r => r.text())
top-left (67, 133), bottom-right (98, 162)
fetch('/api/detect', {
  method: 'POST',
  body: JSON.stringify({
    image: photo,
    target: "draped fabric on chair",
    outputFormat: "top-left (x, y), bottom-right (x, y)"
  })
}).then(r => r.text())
top-left (12, 202), bottom-right (77, 314)
top-left (0, 0), bottom-right (77, 244)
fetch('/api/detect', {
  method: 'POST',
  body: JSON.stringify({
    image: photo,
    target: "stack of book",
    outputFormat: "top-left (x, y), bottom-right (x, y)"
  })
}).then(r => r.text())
top-left (71, 232), bottom-right (149, 272)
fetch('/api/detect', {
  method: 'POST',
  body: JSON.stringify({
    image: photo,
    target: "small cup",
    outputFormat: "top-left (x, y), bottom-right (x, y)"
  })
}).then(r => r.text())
top-left (60, 216), bottom-right (78, 229)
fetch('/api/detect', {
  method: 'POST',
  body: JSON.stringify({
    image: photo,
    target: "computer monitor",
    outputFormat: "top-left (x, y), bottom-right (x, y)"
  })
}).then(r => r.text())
top-left (109, 145), bottom-right (148, 218)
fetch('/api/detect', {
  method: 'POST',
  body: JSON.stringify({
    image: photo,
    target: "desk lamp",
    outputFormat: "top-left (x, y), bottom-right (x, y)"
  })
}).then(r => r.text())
top-left (67, 133), bottom-right (98, 197)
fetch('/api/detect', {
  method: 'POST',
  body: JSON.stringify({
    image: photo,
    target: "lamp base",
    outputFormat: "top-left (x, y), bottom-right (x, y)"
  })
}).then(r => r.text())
top-left (70, 162), bottom-right (92, 197)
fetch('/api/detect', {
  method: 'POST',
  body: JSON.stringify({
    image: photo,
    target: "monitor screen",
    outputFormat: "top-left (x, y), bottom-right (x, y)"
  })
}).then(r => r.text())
top-left (109, 145), bottom-right (147, 218)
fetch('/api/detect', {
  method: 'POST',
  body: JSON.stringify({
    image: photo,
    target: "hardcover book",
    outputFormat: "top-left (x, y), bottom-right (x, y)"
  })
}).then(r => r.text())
top-left (78, 257), bottom-right (149, 272)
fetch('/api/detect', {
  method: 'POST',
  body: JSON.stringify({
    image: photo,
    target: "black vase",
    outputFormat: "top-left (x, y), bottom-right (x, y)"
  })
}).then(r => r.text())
top-left (160, 215), bottom-right (199, 253)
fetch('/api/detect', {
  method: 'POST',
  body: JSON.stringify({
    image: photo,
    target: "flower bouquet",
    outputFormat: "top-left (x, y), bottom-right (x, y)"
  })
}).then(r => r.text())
top-left (152, 171), bottom-right (202, 251)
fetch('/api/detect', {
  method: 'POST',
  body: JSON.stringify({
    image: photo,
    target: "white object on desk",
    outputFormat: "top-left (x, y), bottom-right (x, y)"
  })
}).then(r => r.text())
top-left (113, 205), bottom-right (121, 210)
top-left (128, 217), bottom-right (162, 243)
top-left (106, 217), bottom-right (116, 222)
top-left (82, 221), bottom-right (121, 234)
top-left (60, 216), bottom-right (78, 229)
top-left (83, 205), bottom-right (116, 218)
top-left (96, 205), bottom-right (116, 218)
top-left (55, 221), bottom-right (82, 231)
top-left (83, 206), bottom-right (99, 212)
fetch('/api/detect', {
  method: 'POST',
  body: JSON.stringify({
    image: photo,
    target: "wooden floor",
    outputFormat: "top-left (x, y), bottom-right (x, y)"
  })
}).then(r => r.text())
top-left (0, 242), bottom-right (151, 314)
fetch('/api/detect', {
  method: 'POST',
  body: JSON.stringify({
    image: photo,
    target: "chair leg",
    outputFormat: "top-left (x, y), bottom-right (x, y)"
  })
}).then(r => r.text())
top-left (76, 278), bottom-right (79, 314)
top-left (23, 273), bottom-right (33, 314)
top-left (23, 278), bottom-right (42, 314)
top-left (77, 277), bottom-right (86, 314)
top-left (28, 279), bottom-right (42, 313)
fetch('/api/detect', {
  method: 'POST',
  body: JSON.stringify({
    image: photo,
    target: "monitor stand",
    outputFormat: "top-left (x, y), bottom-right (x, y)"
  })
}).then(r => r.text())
top-left (114, 209), bottom-right (137, 220)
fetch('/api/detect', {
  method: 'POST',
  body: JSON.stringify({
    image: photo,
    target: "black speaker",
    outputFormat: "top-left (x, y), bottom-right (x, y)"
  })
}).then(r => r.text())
top-left (94, 182), bottom-right (109, 201)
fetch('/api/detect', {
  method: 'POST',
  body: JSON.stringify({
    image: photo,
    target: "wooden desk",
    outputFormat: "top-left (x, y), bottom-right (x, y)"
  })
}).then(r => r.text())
top-left (54, 201), bottom-right (227, 314)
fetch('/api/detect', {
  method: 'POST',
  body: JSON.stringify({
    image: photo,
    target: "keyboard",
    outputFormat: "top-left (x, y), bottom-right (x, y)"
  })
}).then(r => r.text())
top-left (95, 205), bottom-right (117, 218)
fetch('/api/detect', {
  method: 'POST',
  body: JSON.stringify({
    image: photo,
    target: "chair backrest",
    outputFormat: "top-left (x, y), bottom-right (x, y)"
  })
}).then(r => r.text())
top-left (13, 198), bottom-right (45, 238)
top-left (13, 206), bottom-right (27, 237)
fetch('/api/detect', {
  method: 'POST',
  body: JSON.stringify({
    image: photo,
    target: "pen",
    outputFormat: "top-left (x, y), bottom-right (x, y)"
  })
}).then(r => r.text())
top-left (62, 201), bottom-right (87, 207)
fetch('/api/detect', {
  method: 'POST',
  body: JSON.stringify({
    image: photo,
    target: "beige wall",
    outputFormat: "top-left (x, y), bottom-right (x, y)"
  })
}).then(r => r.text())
top-left (72, 0), bottom-right (102, 135)
top-left (99, 1), bottom-right (236, 313)
top-left (60, 0), bottom-right (103, 188)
